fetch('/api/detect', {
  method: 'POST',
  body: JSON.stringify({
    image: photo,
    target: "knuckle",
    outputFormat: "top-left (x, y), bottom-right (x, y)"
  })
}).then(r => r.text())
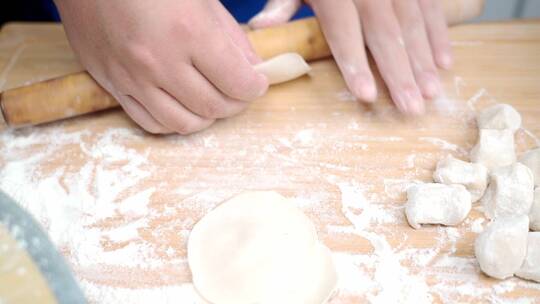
top-left (200, 99), bottom-right (225, 119)
top-left (169, 19), bottom-right (194, 41)
top-left (124, 44), bottom-right (157, 73)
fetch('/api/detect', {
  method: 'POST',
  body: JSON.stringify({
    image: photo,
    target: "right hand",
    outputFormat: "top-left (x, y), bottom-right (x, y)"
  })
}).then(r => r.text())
top-left (55, 0), bottom-right (269, 134)
top-left (250, 0), bottom-right (453, 115)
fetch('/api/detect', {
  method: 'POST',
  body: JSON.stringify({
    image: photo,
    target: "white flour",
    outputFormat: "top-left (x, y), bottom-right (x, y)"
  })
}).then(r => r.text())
top-left (1, 76), bottom-right (539, 303)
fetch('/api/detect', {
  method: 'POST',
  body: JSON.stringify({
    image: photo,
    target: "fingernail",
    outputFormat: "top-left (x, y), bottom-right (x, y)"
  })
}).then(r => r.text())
top-left (248, 13), bottom-right (265, 28)
top-left (355, 80), bottom-right (377, 103)
top-left (396, 88), bottom-right (424, 116)
top-left (439, 53), bottom-right (453, 70)
top-left (422, 74), bottom-right (442, 99)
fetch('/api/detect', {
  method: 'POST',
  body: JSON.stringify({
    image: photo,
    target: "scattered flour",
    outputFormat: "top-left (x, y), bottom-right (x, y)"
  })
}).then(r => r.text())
top-left (466, 88), bottom-right (487, 111)
top-left (294, 129), bottom-right (315, 146)
top-left (1, 73), bottom-right (538, 303)
top-left (454, 76), bottom-right (466, 97)
top-left (418, 137), bottom-right (468, 155)
top-left (336, 90), bottom-right (356, 102)
top-left (470, 218), bottom-right (485, 234)
top-left (80, 280), bottom-right (202, 304)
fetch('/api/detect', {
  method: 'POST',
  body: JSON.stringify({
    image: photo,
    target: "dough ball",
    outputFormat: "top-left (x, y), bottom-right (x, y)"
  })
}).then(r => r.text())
top-left (519, 147), bottom-right (540, 187)
top-left (515, 232), bottom-right (540, 283)
top-left (474, 215), bottom-right (529, 280)
top-left (405, 183), bottom-right (471, 229)
top-left (187, 191), bottom-right (337, 304)
top-left (530, 188), bottom-right (540, 231)
top-left (481, 163), bottom-right (534, 220)
top-left (254, 53), bottom-right (311, 85)
top-left (470, 129), bottom-right (516, 171)
top-left (476, 103), bottom-right (522, 132)
top-left (433, 155), bottom-right (488, 202)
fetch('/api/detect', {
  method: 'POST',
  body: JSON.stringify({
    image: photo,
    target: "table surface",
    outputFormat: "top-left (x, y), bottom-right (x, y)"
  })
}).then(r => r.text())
top-left (0, 21), bottom-right (539, 303)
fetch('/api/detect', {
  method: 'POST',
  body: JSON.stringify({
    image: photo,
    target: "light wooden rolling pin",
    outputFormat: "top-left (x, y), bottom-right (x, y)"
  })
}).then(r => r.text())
top-left (0, 0), bottom-right (484, 129)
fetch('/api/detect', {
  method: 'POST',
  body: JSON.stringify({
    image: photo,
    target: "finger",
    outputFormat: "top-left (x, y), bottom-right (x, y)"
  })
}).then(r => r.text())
top-left (116, 95), bottom-right (171, 134)
top-left (248, 0), bottom-right (302, 29)
top-left (310, 0), bottom-right (376, 103)
top-left (358, 0), bottom-right (424, 115)
top-left (418, 0), bottom-right (453, 69)
top-left (161, 64), bottom-right (249, 119)
top-left (393, 0), bottom-right (441, 99)
top-left (192, 28), bottom-right (269, 102)
top-left (136, 87), bottom-right (215, 135)
top-left (207, 0), bottom-right (262, 64)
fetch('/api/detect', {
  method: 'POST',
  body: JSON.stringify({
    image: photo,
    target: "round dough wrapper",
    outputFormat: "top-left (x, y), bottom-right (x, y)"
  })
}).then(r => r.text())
top-left (188, 191), bottom-right (337, 304)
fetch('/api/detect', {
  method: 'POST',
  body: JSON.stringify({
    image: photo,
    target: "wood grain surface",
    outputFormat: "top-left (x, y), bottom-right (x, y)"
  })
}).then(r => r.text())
top-left (0, 21), bottom-right (539, 303)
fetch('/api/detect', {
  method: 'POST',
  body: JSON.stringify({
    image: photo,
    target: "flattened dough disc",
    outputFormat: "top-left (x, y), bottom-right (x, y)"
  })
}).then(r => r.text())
top-left (187, 191), bottom-right (337, 304)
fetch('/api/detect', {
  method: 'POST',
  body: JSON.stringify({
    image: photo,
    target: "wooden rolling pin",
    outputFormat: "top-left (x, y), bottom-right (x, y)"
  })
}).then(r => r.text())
top-left (0, 0), bottom-right (484, 129)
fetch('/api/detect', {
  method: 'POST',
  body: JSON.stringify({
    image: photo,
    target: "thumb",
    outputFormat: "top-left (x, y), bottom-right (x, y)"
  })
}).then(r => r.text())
top-left (248, 0), bottom-right (302, 29)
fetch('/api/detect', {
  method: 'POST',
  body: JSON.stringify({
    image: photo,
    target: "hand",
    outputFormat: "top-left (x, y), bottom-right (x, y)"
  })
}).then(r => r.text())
top-left (250, 0), bottom-right (452, 115)
top-left (55, 0), bottom-right (269, 134)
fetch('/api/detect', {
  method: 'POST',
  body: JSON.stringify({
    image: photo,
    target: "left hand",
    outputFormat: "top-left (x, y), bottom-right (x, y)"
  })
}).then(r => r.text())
top-left (249, 0), bottom-right (452, 115)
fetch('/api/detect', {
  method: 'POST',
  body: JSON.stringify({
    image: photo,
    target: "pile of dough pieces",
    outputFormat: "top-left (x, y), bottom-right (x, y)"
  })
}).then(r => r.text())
top-left (405, 103), bottom-right (540, 282)
top-left (188, 191), bottom-right (337, 304)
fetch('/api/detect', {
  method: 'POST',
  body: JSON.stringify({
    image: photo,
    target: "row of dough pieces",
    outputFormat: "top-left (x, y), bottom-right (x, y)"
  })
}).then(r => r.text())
top-left (406, 103), bottom-right (540, 282)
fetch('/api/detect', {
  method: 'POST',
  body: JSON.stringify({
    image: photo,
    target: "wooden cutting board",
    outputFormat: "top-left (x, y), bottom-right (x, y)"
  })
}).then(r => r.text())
top-left (0, 21), bottom-right (539, 303)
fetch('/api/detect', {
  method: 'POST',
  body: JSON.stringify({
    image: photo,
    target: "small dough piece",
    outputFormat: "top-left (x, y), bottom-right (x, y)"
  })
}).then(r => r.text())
top-left (254, 53), bottom-right (311, 85)
top-left (515, 232), bottom-right (540, 282)
top-left (519, 147), bottom-right (540, 187)
top-left (405, 183), bottom-right (471, 229)
top-left (481, 163), bottom-right (534, 220)
top-left (470, 129), bottom-right (516, 170)
top-left (187, 191), bottom-right (337, 304)
top-left (433, 155), bottom-right (488, 202)
top-left (476, 103), bottom-right (522, 132)
top-left (530, 188), bottom-right (540, 231)
top-left (474, 215), bottom-right (529, 280)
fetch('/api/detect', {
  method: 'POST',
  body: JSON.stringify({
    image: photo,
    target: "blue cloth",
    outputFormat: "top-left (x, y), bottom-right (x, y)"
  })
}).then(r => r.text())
top-left (220, 0), bottom-right (313, 22)
top-left (43, 0), bottom-right (312, 23)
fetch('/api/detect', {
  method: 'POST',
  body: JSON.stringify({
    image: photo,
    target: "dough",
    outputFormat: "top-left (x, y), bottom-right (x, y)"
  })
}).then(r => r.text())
top-left (481, 163), bottom-right (534, 219)
top-left (474, 215), bottom-right (529, 280)
top-left (433, 155), bottom-right (488, 202)
top-left (470, 129), bottom-right (516, 170)
top-left (405, 183), bottom-right (471, 229)
top-left (515, 232), bottom-right (540, 283)
top-left (519, 147), bottom-right (540, 187)
top-left (187, 191), bottom-right (337, 304)
top-left (254, 53), bottom-right (311, 85)
top-left (476, 103), bottom-right (522, 132)
top-left (530, 188), bottom-right (540, 231)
